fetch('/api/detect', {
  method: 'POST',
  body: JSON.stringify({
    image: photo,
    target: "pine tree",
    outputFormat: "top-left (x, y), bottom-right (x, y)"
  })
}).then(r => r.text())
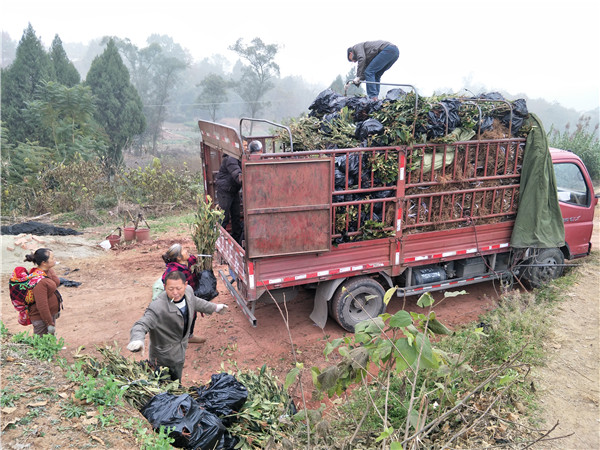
top-left (0, 23), bottom-right (53, 145)
top-left (85, 39), bottom-right (145, 176)
top-left (49, 34), bottom-right (80, 87)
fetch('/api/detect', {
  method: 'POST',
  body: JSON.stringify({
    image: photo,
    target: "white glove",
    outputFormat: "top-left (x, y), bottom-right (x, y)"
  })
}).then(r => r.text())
top-left (47, 325), bottom-right (55, 335)
top-left (127, 340), bottom-right (144, 352)
top-left (215, 304), bottom-right (228, 314)
top-left (353, 77), bottom-right (361, 86)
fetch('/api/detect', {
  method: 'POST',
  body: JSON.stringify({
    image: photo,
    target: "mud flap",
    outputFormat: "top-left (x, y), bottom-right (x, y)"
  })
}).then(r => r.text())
top-left (309, 278), bottom-right (346, 329)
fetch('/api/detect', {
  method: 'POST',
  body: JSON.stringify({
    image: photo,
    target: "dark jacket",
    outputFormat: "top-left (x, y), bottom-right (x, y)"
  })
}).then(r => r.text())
top-left (215, 155), bottom-right (242, 194)
top-left (350, 40), bottom-right (393, 79)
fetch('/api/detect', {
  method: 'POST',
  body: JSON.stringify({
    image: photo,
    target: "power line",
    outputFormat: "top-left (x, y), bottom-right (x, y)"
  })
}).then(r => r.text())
top-left (142, 100), bottom-right (284, 107)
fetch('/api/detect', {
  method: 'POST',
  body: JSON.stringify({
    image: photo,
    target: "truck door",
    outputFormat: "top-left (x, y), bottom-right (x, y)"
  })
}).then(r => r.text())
top-left (243, 157), bottom-right (332, 258)
top-left (554, 160), bottom-right (596, 257)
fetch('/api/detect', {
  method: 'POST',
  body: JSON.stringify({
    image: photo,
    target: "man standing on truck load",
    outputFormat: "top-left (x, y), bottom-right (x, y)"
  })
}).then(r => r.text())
top-left (215, 140), bottom-right (263, 245)
top-left (127, 271), bottom-right (228, 383)
top-left (347, 40), bottom-right (399, 100)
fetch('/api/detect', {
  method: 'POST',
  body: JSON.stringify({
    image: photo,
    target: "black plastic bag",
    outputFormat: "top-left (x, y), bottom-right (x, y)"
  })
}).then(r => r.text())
top-left (335, 153), bottom-right (361, 180)
top-left (385, 88), bottom-right (407, 102)
top-left (502, 113), bottom-right (525, 135)
top-left (1, 221), bottom-right (82, 236)
top-left (511, 98), bottom-right (528, 117)
top-left (195, 373), bottom-right (248, 426)
top-left (194, 269), bottom-right (218, 300)
top-left (334, 168), bottom-right (346, 191)
top-left (478, 92), bottom-right (505, 101)
top-left (141, 393), bottom-right (226, 449)
top-left (427, 99), bottom-right (461, 138)
top-left (479, 116), bottom-right (494, 133)
top-left (321, 112), bottom-right (340, 134)
top-left (59, 278), bottom-right (81, 287)
top-left (345, 96), bottom-right (371, 121)
top-left (355, 118), bottom-right (384, 140)
top-left (308, 89), bottom-right (345, 117)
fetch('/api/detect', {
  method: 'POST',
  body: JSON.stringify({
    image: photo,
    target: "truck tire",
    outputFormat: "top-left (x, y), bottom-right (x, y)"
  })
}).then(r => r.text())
top-left (523, 248), bottom-right (565, 289)
top-left (330, 276), bottom-right (386, 332)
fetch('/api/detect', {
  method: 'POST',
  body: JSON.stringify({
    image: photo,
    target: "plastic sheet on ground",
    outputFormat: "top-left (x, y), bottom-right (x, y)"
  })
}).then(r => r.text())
top-left (1, 221), bottom-right (82, 236)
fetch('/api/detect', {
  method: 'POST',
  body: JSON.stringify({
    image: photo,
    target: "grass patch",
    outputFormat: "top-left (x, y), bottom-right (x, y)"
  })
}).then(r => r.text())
top-left (147, 210), bottom-right (197, 234)
top-left (0, 323), bottom-right (174, 449)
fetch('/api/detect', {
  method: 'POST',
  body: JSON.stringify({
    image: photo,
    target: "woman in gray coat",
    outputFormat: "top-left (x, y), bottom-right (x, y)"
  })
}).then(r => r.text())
top-left (127, 271), bottom-right (228, 382)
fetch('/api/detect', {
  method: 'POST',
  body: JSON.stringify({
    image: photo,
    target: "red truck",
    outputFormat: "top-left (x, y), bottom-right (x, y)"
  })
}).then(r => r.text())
top-left (198, 112), bottom-right (597, 332)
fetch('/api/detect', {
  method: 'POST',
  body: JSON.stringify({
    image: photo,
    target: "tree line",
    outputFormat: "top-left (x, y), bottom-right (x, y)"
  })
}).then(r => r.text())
top-left (1, 24), bottom-right (597, 219)
top-left (0, 25), bottom-right (328, 218)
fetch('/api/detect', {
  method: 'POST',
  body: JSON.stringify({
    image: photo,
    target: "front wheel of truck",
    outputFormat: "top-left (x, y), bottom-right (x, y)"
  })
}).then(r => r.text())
top-left (330, 277), bottom-right (386, 332)
top-left (523, 248), bottom-right (565, 289)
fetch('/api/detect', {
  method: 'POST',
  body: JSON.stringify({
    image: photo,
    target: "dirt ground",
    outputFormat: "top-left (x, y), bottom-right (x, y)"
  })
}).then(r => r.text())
top-left (0, 228), bottom-right (500, 387)
top-left (1, 210), bottom-right (598, 448)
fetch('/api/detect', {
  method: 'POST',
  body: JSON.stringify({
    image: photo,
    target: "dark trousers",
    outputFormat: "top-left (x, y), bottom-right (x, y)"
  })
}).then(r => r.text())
top-left (32, 313), bottom-right (60, 336)
top-left (168, 362), bottom-right (184, 382)
top-left (217, 189), bottom-right (242, 244)
top-left (365, 44), bottom-right (399, 98)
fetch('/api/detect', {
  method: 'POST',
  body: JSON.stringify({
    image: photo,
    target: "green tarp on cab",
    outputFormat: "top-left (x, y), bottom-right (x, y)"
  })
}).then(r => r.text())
top-left (510, 114), bottom-right (565, 248)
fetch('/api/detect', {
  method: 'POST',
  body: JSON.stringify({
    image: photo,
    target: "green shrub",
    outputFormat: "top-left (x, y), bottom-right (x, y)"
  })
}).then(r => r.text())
top-left (11, 331), bottom-right (65, 361)
top-left (1, 154), bottom-right (203, 218)
top-left (93, 193), bottom-right (118, 209)
top-left (117, 157), bottom-right (202, 206)
top-left (549, 116), bottom-right (600, 181)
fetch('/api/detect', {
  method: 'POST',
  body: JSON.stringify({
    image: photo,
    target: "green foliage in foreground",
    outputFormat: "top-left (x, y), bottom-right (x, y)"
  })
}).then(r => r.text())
top-left (11, 331), bottom-right (65, 361)
top-left (2, 326), bottom-right (175, 449)
top-left (292, 276), bottom-right (576, 449)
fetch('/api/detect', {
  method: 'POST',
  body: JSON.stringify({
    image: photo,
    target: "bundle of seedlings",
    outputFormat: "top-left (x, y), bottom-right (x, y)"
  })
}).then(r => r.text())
top-left (223, 365), bottom-right (300, 448)
top-left (191, 195), bottom-right (224, 271)
top-left (190, 195), bottom-right (224, 300)
top-left (73, 345), bottom-right (186, 410)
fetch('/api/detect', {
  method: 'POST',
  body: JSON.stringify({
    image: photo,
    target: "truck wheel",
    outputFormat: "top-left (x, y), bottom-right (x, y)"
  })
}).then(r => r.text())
top-left (330, 277), bottom-right (386, 332)
top-left (523, 248), bottom-right (565, 289)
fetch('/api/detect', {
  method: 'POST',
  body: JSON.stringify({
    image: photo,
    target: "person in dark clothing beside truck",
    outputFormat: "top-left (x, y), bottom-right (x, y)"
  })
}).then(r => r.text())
top-left (347, 40), bottom-right (399, 100)
top-left (215, 140), bottom-right (263, 245)
top-left (215, 152), bottom-right (243, 244)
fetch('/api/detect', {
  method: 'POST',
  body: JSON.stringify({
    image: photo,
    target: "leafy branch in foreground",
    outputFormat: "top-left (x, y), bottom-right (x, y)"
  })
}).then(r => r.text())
top-left (306, 289), bottom-right (550, 449)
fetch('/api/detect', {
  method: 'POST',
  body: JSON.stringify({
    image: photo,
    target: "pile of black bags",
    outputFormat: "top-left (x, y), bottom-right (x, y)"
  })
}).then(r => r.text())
top-left (141, 373), bottom-right (248, 449)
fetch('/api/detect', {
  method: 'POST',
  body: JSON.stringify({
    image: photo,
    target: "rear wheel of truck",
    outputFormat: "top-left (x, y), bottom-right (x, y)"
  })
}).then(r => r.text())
top-left (523, 248), bottom-right (565, 289)
top-left (330, 277), bottom-right (386, 332)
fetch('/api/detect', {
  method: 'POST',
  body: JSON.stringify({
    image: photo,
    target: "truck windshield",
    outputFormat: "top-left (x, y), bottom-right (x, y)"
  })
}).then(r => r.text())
top-left (554, 162), bottom-right (590, 206)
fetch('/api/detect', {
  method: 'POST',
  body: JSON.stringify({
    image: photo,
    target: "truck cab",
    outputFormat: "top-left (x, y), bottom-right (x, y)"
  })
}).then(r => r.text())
top-left (551, 148), bottom-right (598, 258)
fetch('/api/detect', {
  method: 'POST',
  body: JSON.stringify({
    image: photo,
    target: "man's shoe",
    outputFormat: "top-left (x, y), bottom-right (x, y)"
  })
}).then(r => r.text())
top-left (188, 335), bottom-right (206, 344)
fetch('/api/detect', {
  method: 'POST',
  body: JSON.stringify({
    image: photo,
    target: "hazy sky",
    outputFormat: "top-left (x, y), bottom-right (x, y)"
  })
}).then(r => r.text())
top-left (3, 0), bottom-right (599, 112)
